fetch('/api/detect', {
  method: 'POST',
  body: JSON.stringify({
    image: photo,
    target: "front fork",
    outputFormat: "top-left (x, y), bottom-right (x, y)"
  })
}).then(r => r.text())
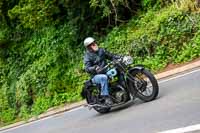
top-left (125, 70), bottom-right (147, 96)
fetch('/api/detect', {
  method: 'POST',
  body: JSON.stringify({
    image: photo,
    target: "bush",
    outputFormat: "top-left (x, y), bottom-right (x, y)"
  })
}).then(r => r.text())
top-left (101, 5), bottom-right (200, 71)
top-left (0, 23), bottom-right (86, 125)
top-left (1, 2), bottom-right (200, 126)
top-left (0, 108), bottom-right (16, 123)
top-left (31, 97), bottom-right (51, 116)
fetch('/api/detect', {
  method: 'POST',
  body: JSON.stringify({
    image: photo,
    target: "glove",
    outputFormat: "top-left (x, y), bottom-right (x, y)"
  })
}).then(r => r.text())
top-left (95, 65), bottom-right (100, 71)
top-left (95, 65), bottom-right (106, 74)
top-left (95, 66), bottom-right (102, 74)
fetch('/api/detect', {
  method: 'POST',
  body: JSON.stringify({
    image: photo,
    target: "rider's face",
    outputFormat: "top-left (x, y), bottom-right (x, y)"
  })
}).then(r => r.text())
top-left (88, 42), bottom-right (99, 52)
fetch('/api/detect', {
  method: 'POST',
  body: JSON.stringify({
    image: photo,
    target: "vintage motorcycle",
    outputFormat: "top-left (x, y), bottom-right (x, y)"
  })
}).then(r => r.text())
top-left (81, 56), bottom-right (159, 113)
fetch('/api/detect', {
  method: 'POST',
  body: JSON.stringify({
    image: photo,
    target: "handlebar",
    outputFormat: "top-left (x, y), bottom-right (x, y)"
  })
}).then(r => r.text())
top-left (97, 57), bottom-right (122, 73)
top-left (96, 56), bottom-right (133, 74)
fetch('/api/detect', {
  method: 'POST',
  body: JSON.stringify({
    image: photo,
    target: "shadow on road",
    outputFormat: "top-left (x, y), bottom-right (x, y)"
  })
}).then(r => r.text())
top-left (91, 96), bottom-right (162, 118)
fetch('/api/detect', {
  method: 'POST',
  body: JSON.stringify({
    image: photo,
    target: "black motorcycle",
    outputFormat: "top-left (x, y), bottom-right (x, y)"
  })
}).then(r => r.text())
top-left (81, 56), bottom-right (159, 113)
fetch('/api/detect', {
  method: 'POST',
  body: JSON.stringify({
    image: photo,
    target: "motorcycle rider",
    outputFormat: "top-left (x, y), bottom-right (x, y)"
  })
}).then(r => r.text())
top-left (83, 37), bottom-right (120, 105)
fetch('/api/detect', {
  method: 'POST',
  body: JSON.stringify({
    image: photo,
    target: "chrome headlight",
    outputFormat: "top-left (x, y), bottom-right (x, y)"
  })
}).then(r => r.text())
top-left (123, 56), bottom-right (133, 65)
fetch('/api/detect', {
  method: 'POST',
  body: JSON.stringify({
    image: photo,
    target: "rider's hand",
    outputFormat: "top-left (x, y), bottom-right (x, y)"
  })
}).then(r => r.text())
top-left (95, 65), bottom-right (100, 71)
top-left (95, 65), bottom-right (103, 74)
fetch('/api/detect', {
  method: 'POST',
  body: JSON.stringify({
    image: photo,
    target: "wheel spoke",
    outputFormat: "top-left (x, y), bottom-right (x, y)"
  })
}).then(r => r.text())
top-left (135, 73), bottom-right (154, 97)
top-left (129, 69), bottom-right (159, 102)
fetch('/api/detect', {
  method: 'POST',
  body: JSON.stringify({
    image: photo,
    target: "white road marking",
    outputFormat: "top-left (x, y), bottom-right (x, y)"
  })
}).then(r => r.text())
top-left (158, 68), bottom-right (200, 84)
top-left (1, 68), bottom-right (200, 133)
top-left (158, 124), bottom-right (200, 133)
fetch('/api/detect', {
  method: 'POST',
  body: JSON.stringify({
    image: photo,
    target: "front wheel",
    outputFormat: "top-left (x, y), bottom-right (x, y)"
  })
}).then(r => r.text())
top-left (128, 69), bottom-right (159, 102)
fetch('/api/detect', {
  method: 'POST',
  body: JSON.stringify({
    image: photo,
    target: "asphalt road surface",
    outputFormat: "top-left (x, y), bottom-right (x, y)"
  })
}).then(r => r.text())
top-left (2, 68), bottom-right (200, 133)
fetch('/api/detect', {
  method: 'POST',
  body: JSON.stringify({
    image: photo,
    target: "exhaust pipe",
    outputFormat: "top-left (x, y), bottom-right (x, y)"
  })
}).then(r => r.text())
top-left (84, 104), bottom-right (108, 110)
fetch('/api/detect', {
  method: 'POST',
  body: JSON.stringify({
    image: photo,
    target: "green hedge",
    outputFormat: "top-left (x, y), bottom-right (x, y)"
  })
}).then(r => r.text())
top-left (101, 5), bottom-right (200, 71)
top-left (1, 4), bottom-right (200, 126)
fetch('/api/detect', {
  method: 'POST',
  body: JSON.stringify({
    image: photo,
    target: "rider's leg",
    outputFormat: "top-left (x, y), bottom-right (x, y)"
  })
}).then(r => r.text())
top-left (92, 74), bottom-right (109, 96)
top-left (92, 74), bottom-right (113, 105)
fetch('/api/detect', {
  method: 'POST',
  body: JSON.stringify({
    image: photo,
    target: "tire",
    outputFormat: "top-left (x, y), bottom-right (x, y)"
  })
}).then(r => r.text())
top-left (128, 69), bottom-right (159, 102)
top-left (85, 86), bottom-right (111, 114)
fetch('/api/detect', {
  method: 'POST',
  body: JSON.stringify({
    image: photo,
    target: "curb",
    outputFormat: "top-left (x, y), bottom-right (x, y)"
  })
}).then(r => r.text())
top-left (1, 59), bottom-right (200, 131)
top-left (155, 59), bottom-right (200, 79)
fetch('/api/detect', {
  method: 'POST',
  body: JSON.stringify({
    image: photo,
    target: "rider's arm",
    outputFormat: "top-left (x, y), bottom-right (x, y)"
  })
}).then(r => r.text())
top-left (104, 49), bottom-right (121, 61)
top-left (84, 55), bottom-right (97, 74)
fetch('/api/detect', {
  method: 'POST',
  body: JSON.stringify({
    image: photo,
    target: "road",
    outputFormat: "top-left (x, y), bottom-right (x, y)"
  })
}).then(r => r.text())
top-left (2, 68), bottom-right (200, 133)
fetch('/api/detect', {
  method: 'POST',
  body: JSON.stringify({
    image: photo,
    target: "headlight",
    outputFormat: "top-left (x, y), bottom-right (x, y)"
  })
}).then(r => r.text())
top-left (123, 56), bottom-right (133, 65)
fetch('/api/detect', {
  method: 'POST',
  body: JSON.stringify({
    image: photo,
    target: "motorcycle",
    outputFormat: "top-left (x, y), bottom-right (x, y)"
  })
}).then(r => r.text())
top-left (81, 56), bottom-right (159, 113)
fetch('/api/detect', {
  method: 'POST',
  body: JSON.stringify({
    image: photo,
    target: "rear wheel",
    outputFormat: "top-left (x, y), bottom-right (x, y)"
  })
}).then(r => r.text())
top-left (128, 69), bottom-right (159, 102)
top-left (85, 86), bottom-right (111, 113)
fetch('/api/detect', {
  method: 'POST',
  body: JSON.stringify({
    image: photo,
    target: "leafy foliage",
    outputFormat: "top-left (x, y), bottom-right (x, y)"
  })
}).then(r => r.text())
top-left (1, 0), bottom-right (200, 126)
top-left (101, 5), bottom-right (200, 71)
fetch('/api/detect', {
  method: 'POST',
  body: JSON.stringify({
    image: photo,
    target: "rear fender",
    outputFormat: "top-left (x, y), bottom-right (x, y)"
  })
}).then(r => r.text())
top-left (81, 80), bottom-right (93, 99)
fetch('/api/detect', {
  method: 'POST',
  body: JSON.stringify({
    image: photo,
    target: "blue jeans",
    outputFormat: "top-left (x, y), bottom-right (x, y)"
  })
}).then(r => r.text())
top-left (92, 74), bottom-right (109, 96)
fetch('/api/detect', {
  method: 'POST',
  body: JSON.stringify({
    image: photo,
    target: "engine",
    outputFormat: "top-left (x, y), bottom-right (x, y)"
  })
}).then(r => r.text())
top-left (110, 84), bottom-right (128, 103)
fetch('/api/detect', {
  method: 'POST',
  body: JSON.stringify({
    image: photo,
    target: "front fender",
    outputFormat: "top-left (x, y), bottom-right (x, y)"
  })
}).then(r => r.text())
top-left (127, 65), bottom-right (145, 95)
top-left (128, 65), bottom-right (145, 73)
